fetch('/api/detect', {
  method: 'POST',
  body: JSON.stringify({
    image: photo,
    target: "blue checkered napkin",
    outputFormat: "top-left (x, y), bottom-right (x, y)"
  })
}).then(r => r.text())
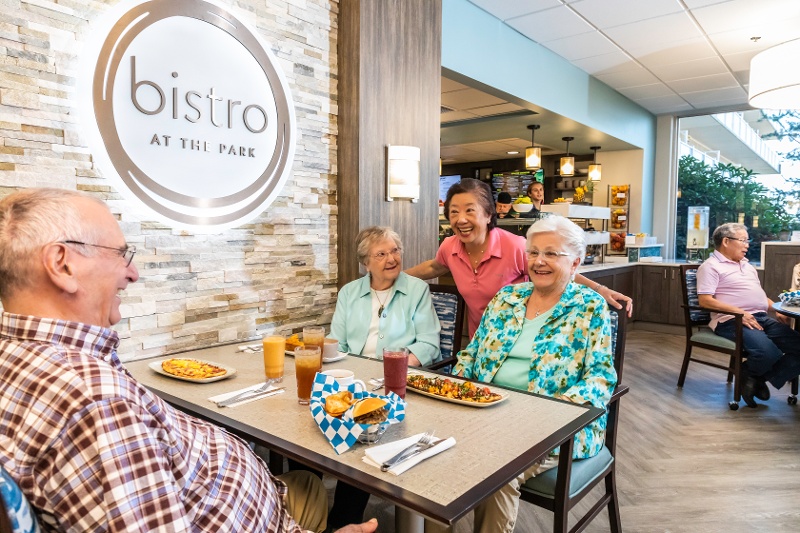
top-left (310, 373), bottom-right (406, 454)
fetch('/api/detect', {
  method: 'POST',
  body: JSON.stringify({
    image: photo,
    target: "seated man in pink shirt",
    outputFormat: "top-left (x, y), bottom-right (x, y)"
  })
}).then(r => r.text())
top-left (696, 223), bottom-right (800, 408)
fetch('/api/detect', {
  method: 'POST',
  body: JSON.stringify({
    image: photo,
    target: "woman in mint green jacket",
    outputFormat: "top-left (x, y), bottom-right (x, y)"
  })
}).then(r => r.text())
top-left (450, 216), bottom-right (617, 533)
top-left (330, 226), bottom-right (440, 366)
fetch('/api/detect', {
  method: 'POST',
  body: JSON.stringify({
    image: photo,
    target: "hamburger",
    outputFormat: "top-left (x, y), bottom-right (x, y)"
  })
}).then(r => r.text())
top-left (352, 397), bottom-right (389, 425)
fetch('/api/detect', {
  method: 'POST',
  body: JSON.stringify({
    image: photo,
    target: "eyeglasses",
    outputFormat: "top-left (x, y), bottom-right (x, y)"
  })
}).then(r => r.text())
top-left (371, 247), bottom-right (402, 261)
top-left (62, 240), bottom-right (137, 267)
top-left (726, 237), bottom-right (751, 244)
top-left (526, 249), bottom-right (572, 261)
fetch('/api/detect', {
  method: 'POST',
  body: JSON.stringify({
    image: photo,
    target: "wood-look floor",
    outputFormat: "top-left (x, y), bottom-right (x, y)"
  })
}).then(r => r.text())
top-left (330, 330), bottom-right (800, 532)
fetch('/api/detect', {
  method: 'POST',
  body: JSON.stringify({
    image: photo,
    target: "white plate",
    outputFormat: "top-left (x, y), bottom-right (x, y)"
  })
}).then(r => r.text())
top-left (405, 372), bottom-right (508, 408)
top-left (149, 358), bottom-right (237, 383)
top-left (285, 350), bottom-right (348, 364)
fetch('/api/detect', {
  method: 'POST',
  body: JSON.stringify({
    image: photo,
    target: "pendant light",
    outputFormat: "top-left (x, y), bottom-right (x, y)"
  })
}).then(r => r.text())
top-left (525, 125), bottom-right (541, 171)
top-left (589, 146), bottom-right (602, 181)
top-left (560, 137), bottom-right (574, 177)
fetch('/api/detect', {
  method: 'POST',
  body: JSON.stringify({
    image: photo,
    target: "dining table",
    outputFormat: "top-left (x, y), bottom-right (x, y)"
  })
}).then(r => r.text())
top-left (773, 301), bottom-right (800, 332)
top-left (124, 342), bottom-right (604, 532)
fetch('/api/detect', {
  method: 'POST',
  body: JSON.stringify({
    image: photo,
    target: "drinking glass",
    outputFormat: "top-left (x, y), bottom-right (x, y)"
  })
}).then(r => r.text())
top-left (303, 326), bottom-right (326, 364)
top-left (382, 347), bottom-right (409, 398)
top-left (295, 346), bottom-right (322, 405)
top-left (262, 335), bottom-right (285, 383)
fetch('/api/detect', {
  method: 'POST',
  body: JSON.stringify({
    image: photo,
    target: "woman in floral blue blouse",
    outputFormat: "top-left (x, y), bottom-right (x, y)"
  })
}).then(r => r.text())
top-left (451, 216), bottom-right (617, 533)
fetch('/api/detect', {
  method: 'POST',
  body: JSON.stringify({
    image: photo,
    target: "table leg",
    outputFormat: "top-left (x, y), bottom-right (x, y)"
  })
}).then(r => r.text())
top-left (396, 507), bottom-right (425, 533)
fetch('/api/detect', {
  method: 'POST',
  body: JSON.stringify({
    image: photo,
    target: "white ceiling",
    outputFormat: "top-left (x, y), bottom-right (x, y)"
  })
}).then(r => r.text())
top-left (442, 0), bottom-right (800, 165)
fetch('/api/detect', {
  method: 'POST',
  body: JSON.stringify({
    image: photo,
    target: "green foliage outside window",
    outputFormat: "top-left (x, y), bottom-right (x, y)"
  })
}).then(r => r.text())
top-left (676, 155), bottom-right (799, 262)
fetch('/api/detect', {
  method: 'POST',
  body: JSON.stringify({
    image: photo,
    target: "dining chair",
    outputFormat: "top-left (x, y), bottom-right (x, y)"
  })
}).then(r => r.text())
top-left (425, 283), bottom-right (465, 372)
top-left (677, 264), bottom-right (798, 410)
top-left (519, 304), bottom-right (629, 533)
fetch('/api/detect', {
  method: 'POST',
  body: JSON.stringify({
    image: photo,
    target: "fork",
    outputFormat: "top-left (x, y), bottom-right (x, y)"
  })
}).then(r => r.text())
top-left (381, 431), bottom-right (435, 472)
top-left (217, 381), bottom-right (273, 407)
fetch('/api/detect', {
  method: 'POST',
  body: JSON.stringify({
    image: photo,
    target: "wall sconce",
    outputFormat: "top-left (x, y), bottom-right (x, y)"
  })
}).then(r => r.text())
top-left (560, 136), bottom-right (574, 177)
top-left (589, 145), bottom-right (602, 181)
top-left (525, 125), bottom-right (541, 171)
top-left (386, 145), bottom-right (420, 202)
top-left (737, 212), bottom-right (745, 224)
top-left (752, 215), bottom-right (759, 228)
top-left (748, 38), bottom-right (800, 108)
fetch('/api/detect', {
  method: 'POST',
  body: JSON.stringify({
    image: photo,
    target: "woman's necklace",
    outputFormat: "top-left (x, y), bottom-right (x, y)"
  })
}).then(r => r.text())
top-left (372, 288), bottom-right (390, 318)
top-left (466, 246), bottom-right (485, 274)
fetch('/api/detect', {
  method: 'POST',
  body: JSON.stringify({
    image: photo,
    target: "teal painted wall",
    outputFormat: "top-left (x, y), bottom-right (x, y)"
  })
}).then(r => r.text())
top-left (442, 0), bottom-right (657, 231)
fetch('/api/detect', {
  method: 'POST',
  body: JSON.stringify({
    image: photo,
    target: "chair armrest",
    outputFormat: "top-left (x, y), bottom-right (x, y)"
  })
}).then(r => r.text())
top-left (609, 384), bottom-right (629, 404)
top-left (426, 356), bottom-right (456, 371)
top-left (681, 304), bottom-right (744, 319)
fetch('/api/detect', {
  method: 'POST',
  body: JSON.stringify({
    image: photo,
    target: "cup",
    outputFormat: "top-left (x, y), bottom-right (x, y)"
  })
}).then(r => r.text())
top-left (323, 338), bottom-right (339, 361)
top-left (303, 326), bottom-right (326, 364)
top-left (382, 347), bottom-right (409, 398)
top-left (295, 346), bottom-right (322, 405)
top-left (262, 334), bottom-right (285, 383)
top-left (321, 368), bottom-right (366, 393)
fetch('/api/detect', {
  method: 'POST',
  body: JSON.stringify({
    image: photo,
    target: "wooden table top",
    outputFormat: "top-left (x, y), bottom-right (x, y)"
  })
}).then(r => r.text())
top-left (125, 343), bottom-right (602, 525)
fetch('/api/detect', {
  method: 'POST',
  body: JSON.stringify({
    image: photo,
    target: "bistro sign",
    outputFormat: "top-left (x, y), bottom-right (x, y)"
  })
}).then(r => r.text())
top-left (79, 0), bottom-right (296, 231)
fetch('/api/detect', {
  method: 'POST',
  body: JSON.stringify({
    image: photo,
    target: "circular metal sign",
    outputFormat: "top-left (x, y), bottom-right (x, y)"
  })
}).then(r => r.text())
top-left (79, 0), bottom-right (295, 231)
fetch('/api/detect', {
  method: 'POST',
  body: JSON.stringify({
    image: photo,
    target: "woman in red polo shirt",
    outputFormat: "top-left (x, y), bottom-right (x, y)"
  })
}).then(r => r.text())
top-left (406, 178), bottom-right (631, 338)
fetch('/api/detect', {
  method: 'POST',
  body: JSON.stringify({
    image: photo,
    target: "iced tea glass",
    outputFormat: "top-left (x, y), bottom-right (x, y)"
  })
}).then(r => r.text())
top-left (303, 326), bottom-right (326, 364)
top-left (295, 346), bottom-right (322, 405)
top-left (262, 335), bottom-right (285, 383)
top-left (382, 347), bottom-right (409, 399)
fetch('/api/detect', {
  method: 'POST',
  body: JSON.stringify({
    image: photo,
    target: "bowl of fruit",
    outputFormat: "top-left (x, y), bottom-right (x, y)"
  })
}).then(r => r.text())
top-left (512, 197), bottom-right (533, 213)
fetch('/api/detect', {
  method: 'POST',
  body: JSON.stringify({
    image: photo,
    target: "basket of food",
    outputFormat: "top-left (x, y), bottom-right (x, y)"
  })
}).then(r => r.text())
top-left (310, 373), bottom-right (405, 454)
top-left (779, 290), bottom-right (800, 308)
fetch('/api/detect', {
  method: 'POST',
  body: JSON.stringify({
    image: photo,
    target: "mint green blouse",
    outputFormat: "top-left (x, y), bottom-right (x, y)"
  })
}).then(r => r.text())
top-left (492, 311), bottom-right (552, 390)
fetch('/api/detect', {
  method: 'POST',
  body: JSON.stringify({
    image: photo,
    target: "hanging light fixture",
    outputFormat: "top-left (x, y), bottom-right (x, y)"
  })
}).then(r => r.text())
top-left (560, 136), bottom-right (574, 177)
top-left (525, 124), bottom-right (541, 171)
top-left (589, 146), bottom-right (602, 181)
top-left (748, 38), bottom-right (800, 109)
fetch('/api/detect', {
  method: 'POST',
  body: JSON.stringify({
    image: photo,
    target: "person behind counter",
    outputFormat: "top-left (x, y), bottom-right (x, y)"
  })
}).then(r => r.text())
top-left (0, 188), bottom-right (377, 533)
top-left (495, 191), bottom-right (513, 219)
top-left (527, 181), bottom-right (544, 213)
top-left (405, 178), bottom-right (632, 339)
top-left (433, 215), bottom-right (617, 533)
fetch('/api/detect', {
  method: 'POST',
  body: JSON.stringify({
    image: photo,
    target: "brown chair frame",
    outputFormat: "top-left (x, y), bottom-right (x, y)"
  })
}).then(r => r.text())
top-left (519, 304), bottom-right (629, 533)
top-left (426, 283), bottom-right (465, 371)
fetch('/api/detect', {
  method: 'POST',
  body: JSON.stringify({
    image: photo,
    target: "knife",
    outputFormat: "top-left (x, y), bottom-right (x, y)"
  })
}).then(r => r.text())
top-left (382, 438), bottom-right (446, 472)
top-left (218, 387), bottom-right (285, 407)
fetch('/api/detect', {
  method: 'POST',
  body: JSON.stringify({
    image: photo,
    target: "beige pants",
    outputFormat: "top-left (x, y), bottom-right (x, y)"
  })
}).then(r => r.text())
top-left (425, 455), bottom-right (559, 533)
top-left (278, 470), bottom-right (328, 533)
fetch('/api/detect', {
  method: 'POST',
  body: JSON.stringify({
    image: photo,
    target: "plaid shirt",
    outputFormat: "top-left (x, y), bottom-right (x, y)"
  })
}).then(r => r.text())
top-left (0, 312), bottom-right (306, 533)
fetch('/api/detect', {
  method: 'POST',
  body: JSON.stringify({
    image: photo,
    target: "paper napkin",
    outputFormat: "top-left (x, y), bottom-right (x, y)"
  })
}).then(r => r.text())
top-left (362, 433), bottom-right (456, 475)
top-left (208, 383), bottom-right (284, 408)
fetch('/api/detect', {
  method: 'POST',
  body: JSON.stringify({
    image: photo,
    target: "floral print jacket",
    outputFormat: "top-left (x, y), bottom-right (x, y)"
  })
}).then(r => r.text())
top-left (453, 281), bottom-right (617, 459)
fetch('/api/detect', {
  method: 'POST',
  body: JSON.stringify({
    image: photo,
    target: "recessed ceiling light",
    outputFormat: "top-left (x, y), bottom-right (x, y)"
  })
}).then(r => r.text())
top-left (507, 151), bottom-right (519, 155)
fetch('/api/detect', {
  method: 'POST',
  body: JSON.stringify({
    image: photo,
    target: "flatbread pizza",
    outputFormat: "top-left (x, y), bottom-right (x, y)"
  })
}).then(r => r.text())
top-left (161, 358), bottom-right (227, 380)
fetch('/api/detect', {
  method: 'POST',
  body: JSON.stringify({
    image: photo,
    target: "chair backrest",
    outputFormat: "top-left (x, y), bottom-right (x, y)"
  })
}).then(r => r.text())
top-left (428, 283), bottom-right (465, 363)
top-left (0, 467), bottom-right (40, 533)
top-left (608, 304), bottom-right (627, 382)
top-left (680, 264), bottom-right (711, 326)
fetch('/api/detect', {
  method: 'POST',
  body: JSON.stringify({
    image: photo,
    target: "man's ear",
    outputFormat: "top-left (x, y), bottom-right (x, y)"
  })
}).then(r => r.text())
top-left (41, 243), bottom-right (79, 294)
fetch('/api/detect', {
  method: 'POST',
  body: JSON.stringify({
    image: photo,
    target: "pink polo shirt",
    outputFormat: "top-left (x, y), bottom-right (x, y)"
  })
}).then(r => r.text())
top-left (436, 227), bottom-right (528, 338)
top-left (696, 250), bottom-right (768, 329)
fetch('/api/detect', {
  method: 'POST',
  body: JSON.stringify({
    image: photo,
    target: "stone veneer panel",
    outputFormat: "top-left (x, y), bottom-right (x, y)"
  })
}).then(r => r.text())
top-left (0, 0), bottom-right (339, 361)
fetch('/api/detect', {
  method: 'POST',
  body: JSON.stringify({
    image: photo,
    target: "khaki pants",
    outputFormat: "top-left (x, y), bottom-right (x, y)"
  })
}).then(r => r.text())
top-left (278, 470), bottom-right (328, 533)
top-left (425, 456), bottom-right (559, 533)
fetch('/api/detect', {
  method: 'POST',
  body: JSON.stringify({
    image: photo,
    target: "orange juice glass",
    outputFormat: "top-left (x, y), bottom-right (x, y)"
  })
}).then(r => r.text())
top-left (262, 335), bottom-right (285, 383)
top-left (295, 346), bottom-right (321, 405)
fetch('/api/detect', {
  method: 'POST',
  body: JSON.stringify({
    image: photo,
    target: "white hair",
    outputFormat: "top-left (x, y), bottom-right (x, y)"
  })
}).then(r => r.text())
top-left (526, 216), bottom-right (586, 262)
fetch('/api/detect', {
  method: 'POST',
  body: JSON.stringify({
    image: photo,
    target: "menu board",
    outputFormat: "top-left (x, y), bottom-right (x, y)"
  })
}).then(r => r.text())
top-left (439, 175), bottom-right (461, 203)
top-left (491, 171), bottom-right (538, 200)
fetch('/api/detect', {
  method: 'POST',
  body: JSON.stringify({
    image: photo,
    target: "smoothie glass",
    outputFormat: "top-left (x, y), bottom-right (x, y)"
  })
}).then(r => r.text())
top-left (382, 347), bottom-right (409, 398)
top-left (295, 346), bottom-right (322, 405)
top-left (262, 335), bottom-right (285, 383)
